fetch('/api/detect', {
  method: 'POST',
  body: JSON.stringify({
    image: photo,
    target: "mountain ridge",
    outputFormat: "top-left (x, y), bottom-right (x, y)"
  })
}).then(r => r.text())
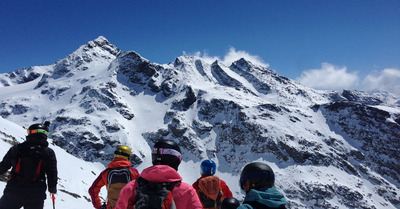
top-left (0, 36), bottom-right (399, 208)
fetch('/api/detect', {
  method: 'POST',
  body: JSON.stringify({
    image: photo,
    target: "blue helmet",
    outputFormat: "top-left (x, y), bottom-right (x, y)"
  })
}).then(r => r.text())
top-left (200, 160), bottom-right (216, 175)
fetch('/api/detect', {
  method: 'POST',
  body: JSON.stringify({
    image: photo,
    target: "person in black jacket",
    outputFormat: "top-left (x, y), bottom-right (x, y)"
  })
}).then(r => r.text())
top-left (0, 121), bottom-right (58, 209)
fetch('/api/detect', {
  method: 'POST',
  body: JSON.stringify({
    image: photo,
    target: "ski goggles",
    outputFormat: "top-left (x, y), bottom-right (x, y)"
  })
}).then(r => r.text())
top-left (152, 147), bottom-right (182, 161)
top-left (27, 129), bottom-right (50, 137)
top-left (114, 150), bottom-right (131, 158)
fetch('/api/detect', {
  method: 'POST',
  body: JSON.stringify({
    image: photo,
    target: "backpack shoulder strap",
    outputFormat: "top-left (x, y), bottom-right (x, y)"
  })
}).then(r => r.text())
top-left (10, 144), bottom-right (44, 182)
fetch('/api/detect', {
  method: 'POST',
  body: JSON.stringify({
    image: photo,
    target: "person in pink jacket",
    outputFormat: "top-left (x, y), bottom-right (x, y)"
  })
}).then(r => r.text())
top-left (115, 140), bottom-right (202, 209)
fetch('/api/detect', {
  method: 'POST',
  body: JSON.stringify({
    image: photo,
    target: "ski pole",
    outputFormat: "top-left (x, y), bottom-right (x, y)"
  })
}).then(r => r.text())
top-left (50, 193), bottom-right (56, 209)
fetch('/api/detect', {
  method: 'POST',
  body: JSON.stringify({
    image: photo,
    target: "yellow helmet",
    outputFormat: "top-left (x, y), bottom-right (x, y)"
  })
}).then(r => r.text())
top-left (114, 145), bottom-right (131, 160)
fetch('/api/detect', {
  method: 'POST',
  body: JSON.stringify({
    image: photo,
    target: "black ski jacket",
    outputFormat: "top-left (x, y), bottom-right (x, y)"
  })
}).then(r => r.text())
top-left (0, 134), bottom-right (58, 200)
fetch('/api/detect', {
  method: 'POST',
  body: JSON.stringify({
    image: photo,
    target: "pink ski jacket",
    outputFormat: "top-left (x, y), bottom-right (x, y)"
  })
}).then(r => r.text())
top-left (115, 165), bottom-right (203, 209)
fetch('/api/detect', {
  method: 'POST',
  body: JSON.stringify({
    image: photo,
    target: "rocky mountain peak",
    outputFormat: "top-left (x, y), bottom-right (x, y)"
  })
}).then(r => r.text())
top-left (50, 36), bottom-right (120, 79)
top-left (231, 57), bottom-right (252, 69)
top-left (83, 36), bottom-right (120, 56)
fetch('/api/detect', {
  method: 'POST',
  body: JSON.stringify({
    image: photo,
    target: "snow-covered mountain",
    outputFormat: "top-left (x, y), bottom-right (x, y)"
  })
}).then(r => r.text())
top-left (0, 36), bottom-right (399, 208)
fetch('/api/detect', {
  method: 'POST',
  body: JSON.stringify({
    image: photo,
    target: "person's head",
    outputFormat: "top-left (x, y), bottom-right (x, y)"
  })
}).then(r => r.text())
top-left (200, 159), bottom-right (216, 175)
top-left (114, 145), bottom-right (132, 160)
top-left (27, 121), bottom-right (51, 139)
top-left (151, 140), bottom-right (182, 170)
top-left (221, 197), bottom-right (240, 209)
top-left (239, 162), bottom-right (275, 193)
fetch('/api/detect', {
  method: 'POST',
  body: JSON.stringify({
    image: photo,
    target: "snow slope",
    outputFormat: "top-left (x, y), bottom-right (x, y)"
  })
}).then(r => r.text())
top-left (0, 36), bottom-right (399, 208)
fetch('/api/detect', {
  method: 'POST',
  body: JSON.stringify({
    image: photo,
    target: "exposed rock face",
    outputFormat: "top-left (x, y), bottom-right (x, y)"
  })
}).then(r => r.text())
top-left (0, 66), bottom-right (47, 87)
top-left (0, 37), bottom-right (399, 208)
top-left (321, 102), bottom-right (400, 182)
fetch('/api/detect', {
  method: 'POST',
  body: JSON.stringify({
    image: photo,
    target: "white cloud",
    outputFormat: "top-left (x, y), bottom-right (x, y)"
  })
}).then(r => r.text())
top-left (184, 47), bottom-right (269, 68)
top-left (221, 47), bottom-right (269, 68)
top-left (296, 63), bottom-right (359, 91)
top-left (185, 51), bottom-right (220, 65)
top-left (362, 68), bottom-right (400, 95)
top-left (297, 63), bottom-right (400, 95)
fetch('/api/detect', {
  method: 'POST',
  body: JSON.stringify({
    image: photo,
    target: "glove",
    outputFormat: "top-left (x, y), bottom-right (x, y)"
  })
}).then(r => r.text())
top-left (99, 202), bottom-right (107, 209)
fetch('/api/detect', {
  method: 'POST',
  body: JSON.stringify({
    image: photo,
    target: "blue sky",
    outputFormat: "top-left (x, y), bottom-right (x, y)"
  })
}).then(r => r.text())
top-left (1, 0), bottom-right (399, 94)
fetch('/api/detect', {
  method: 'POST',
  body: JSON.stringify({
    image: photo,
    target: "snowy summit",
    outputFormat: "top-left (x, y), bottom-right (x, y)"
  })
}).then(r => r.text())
top-left (0, 36), bottom-right (399, 209)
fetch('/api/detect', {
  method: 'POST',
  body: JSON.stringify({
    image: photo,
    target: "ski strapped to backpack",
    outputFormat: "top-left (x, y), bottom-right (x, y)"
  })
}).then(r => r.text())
top-left (197, 175), bottom-right (224, 209)
top-left (10, 144), bottom-right (45, 182)
top-left (127, 177), bottom-right (180, 209)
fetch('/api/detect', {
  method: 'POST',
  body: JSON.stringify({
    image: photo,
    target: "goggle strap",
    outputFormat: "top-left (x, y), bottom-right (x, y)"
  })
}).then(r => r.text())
top-left (114, 150), bottom-right (130, 157)
top-left (152, 147), bottom-right (182, 161)
top-left (27, 129), bottom-right (49, 137)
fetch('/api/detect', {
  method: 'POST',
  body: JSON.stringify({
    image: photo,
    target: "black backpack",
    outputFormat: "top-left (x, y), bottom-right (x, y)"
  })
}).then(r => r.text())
top-left (128, 177), bottom-right (180, 209)
top-left (11, 144), bottom-right (45, 182)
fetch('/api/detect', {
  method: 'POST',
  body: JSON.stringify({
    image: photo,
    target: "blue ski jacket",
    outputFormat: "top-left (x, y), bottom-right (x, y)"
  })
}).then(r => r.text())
top-left (238, 186), bottom-right (286, 209)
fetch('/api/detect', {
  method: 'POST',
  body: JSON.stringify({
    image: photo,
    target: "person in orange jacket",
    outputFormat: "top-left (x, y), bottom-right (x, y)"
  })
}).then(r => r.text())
top-left (192, 160), bottom-right (233, 208)
top-left (89, 145), bottom-right (139, 209)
